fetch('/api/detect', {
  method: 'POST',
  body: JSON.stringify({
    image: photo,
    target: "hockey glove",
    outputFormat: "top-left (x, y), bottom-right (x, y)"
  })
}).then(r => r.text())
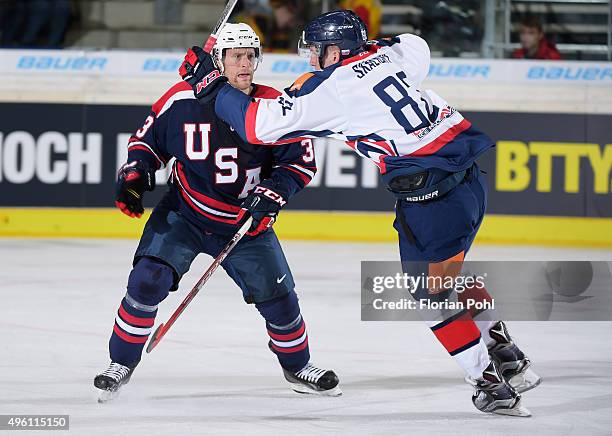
top-left (239, 183), bottom-right (287, 236)
top-left (179, 46), bottom-right (228, 105)
top-left (366, 36), bottom-right (401, 51)
top-left (115, 161), bottom-right (155, 218)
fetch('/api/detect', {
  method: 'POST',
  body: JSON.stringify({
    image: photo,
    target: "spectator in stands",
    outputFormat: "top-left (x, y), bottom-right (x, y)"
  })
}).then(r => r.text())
top-left (512, 15), bottom-right (561, 60)
top-left (1, 0), bottom-right (72, 48)
top-left (336, 0), bottom-right (382, 39)
top-left (0, 0), bottom-right (25, 46)
top-left (237, 0), bottom-right (306, 53)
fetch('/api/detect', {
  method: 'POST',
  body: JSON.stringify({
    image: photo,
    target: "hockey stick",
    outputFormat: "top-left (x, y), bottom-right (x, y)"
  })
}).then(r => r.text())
top-left (202, 0), bottom-right (240, 53)
top-left (146, 215), bottom-right (253, 353)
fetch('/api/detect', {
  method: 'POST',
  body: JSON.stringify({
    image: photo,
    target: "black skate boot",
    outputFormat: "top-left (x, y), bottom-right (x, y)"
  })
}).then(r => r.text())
top-left (469, 360), bottom-right (531, 417)
top-left (283, 363), bottom-right (342, 396)
top-left (94, 362), bottom-right (134, 403)
top-left (488, 321), bottom-right (542, 393)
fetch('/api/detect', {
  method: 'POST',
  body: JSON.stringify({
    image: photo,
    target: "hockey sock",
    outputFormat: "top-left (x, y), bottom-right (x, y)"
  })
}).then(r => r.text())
top-left (457, 276), bottom-right (500, 348)
top-left (256, 291), bottom-right (310, 372)
top-left (428, 311), bottom-right (490, 380)
top-left (109, 257), bottom-right (174, 367)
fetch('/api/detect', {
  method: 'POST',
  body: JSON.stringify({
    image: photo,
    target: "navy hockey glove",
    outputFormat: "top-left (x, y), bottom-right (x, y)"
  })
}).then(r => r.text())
top-left (239, 183), bottom-right (287, 236)
top-left (179, 46), bottom-right (228, 105)
top-left (115, 161), bottom-right (155, 218)
top-left (366, 36), bottom-right (401, 51)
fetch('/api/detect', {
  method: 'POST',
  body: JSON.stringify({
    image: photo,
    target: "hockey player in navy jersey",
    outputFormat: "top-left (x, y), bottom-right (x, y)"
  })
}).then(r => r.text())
top-left (179, 11), bottom-right (541, 416)
top-left (94, 23), bottom-right (340, 402)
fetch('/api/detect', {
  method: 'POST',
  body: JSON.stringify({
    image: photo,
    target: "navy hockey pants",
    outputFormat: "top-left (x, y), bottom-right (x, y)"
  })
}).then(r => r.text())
top-left (107, 193), bottom-right (310, 371)
top-left (394, 166), bottom-right (493, 379)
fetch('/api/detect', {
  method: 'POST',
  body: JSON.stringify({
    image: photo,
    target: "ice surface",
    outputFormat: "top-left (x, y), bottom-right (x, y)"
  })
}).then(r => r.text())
top-left (1, 239), bottom-right (611, 435)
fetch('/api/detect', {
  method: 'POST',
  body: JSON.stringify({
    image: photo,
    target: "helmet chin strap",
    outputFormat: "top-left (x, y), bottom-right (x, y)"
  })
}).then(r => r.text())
top-left (213, 50), bottom-right (225, 74)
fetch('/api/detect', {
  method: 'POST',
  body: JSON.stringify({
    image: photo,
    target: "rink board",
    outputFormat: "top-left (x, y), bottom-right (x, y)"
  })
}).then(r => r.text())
top-left (1, 51), bottom-right (611, 245)
top-left (1, 208), bottom-right (612, 247)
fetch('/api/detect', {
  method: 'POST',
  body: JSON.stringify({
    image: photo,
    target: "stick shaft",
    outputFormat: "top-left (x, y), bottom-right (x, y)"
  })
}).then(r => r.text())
top-left (146, 216), bottom-right (252, 353)
top-left (203, 0), bottom-right (240, 53)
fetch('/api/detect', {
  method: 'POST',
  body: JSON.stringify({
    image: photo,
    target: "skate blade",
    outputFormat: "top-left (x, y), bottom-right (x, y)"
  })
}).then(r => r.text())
top-left (492, 400), bottom-right (531, 417)
top-left (288, 382), bottom-right (342, 397)
top-left (509, 368), bottom-right (542, 394)
top-left (97, 389), bottom-right (120, 404)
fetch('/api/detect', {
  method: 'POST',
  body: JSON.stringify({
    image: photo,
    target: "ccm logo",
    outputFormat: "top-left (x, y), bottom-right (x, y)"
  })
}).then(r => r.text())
top-left (405, 190), bottom-right (439, 202)
top-left (254, 186), bottom-right (286, 206)
top-left (196, 70), bottom-right (221, 94)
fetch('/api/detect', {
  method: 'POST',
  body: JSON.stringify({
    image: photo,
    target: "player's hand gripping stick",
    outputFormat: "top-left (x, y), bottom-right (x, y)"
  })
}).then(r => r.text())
top-left (178, 0), bottom-right (238, 103)
top-left (239, 183), bottom-right (287, 236)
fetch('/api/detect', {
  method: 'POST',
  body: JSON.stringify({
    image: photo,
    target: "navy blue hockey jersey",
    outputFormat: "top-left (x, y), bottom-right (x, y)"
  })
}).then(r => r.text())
top-left (125, 81), bottom-right (317, 235)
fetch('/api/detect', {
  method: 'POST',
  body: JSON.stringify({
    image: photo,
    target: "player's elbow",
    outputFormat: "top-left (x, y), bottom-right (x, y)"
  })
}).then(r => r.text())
top-left (399, 33), bottom-right (431, 57)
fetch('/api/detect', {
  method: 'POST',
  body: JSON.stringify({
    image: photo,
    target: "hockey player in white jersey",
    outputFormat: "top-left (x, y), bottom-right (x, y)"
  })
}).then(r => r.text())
top-left (179, 10), bottom-right (541, 416)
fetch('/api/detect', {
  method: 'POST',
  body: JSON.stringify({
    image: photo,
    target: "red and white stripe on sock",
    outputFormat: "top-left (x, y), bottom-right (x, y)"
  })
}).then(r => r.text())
top-left (268, 314), bottom-right (308, 353)
top-left (267, 314), bottom-right (310, 371)
top-left (112, 296), bottom-right (157, 345)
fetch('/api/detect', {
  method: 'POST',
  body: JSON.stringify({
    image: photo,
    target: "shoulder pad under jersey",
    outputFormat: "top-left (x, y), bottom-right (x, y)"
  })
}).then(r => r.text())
top-left (151, 81), bottom-right (193, 117)
top-left (289, 73), bottom-right (315, 92)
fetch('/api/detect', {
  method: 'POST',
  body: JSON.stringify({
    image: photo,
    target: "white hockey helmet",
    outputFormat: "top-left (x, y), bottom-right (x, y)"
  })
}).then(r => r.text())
top-left (212, 23), bottom-right (262, 73)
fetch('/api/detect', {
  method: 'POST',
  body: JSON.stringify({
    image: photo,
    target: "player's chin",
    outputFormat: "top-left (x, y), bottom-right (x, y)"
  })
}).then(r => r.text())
top-left (235, 74), bottom-right (252, 87)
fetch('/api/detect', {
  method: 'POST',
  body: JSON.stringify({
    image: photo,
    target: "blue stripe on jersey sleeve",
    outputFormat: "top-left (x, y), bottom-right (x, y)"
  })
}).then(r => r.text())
top-left (215, 84), bottom-right (252, 142)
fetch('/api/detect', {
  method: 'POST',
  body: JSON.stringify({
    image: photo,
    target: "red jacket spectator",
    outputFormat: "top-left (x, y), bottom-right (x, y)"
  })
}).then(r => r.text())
top-left (512, 38), bottom-right (561, 60)
top-left (512, 16), bottom-right (562, 60)
top-left (338, 0), bottom-right (382, 39)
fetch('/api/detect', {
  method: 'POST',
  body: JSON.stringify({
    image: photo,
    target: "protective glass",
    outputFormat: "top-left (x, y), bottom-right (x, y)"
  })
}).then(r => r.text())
top-left (219, 48), bottom-right (262, 72)
top-left (297, 32), bottom-right (322, 58)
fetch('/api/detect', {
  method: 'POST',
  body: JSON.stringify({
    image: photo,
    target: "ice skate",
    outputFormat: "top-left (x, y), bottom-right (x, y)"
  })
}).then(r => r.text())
top-left (488, 321), bottom-right (542, 393)
top-left (468, 360), bottom-right (531, 417)
top-left (282, 363), bottom-right (342, 396)
top-left (94, 362), bottom-right (134, 403)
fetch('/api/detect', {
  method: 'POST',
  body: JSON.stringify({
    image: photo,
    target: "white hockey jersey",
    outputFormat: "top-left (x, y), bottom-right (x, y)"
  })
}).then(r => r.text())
top-left (216, 34), bottom-right (493, 182)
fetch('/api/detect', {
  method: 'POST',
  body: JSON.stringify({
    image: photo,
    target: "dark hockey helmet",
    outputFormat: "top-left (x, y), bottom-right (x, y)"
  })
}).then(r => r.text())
top-left (298, 10), bottom-right (368, 66)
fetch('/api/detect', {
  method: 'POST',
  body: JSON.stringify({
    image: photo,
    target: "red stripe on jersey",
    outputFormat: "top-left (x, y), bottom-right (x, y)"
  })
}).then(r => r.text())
top-left (252, 84), bottom-right (281, 99)
top-left (152, 81), bottom-right (192, 116)
top-left (127, 144), bottom-right (159, 160)
top-left (409, 119), bottom-right (472, 157)
top-left (178, 188), bottom-right (240, 224)
top-left (363, 139), bottom-right (395, 155)
top-left (341, 49), bottom-right (378, 66)
top-left (431, 313), bottom-right (481, 354)
top-left (267, 322), bottom-right (306, 341)
top-left (176, 163), bottom-right (241, 213)
top-left (245, 99), bottom-right (311, 146)
top-left (127, 145), bottom-right (151, 153)
top-left (281, 165), bottom-right (311, 185)
top-left (113, 324), bottom-right (149, 344)
top-left (270, 337), bottom-right (309, 353)
top-left (345, 141), bottom-right (357, 151)
top-left (373, 140), bottom-right (395, 155)
top-left (127, 142), bottom-right (165, 169)
top-left (118, 305), bottom-right (155, 327)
